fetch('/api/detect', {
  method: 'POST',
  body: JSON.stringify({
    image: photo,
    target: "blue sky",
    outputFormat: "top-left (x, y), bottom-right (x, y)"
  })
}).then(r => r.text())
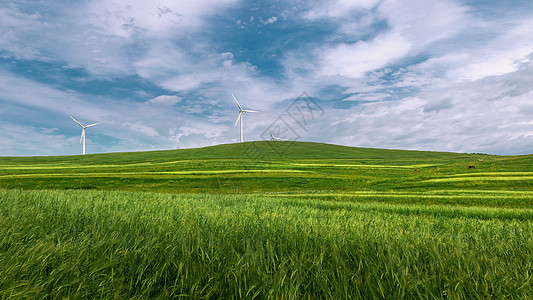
top-left (1, 0), bottom-right (533, 156)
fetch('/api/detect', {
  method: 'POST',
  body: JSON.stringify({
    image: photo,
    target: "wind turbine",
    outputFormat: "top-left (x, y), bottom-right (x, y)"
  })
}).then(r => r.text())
top-left (233, 94), bottom-right (258, 143)
top-left (70, 116), bottom-right (100, 155)
top-left (268, 128), bottom-right (288, 141)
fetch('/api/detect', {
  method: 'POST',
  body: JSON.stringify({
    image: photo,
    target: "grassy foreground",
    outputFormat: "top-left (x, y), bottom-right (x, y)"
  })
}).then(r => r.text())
top-left (1, 142), bottom-right (533, 298)
top-left (1, 189), bottom-right (532, 299)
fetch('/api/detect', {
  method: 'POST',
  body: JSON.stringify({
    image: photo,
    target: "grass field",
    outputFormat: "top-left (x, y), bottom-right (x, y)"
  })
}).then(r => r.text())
top-left (1, 142), bottom-right (532, 298)
top-left (1, 141), bottom-right (532, 193)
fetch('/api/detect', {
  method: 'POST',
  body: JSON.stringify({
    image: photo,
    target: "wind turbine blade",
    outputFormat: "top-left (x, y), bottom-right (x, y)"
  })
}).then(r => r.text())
top-left (242, 110), bottom-right (259, 113)
top-left (232, 94), bottom-right (243, 111)
top-left (80, 129), bottom-right (85, 144)
top-left (70, 116), bottom-right (84, 128)
top-left (85, 122), bottom-right (100, 128)
top-left (234, 112), bottom-right (242, 127)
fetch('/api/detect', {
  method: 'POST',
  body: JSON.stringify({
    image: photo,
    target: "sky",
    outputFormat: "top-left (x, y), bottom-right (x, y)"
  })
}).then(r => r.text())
top-left (1, 0), bottom-right (533, 156)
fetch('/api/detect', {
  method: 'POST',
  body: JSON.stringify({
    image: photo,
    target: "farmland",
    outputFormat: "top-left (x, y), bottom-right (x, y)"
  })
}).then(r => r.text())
top-left (1, 142), bottom-right (533, 298)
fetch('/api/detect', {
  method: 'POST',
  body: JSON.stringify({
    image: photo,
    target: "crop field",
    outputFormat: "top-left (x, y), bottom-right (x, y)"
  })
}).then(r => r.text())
top-left (1, 142), bottom-right (533, 298)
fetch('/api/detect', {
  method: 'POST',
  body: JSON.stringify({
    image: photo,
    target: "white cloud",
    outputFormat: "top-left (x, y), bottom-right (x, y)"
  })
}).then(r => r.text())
top-left (0, 1), bottom-right (241, 76)
top-left (305, 0), bottom-right (379, 19)
top-left (162, 73), bottom-right (215, 91)
top-left (133, 42), bottom-right (188, 79)
top-left (378, 0), bottom-right (469, 46)
top-left (315, 66), bottom-right (533, 155)
top-left (449, 19), bottom-right (533, 81)
top-left (148, 95), bottom-right (182, 106)
top-left (0, 122), bottom-right (71, 156)
top-left (0, 4), bottom-right (49, 60)
top-left (86, 0), bottom-right (239, 37)
top-left (318, 32), bottom-right (411, 78)
top-left (123, 122), bottom-right (159, 137)
top-left (457, 47), bottom-right (533, 81)
top-left (301, 0), bottom-right (470, 80)
top-left (221, 52), bottom-right (235, 67)
top-left (0, 70), bottom-right (108, 121)
top-left (398, 18), bottom-right (533, 86)
top-left (264, 16), bottom-right (278, 25)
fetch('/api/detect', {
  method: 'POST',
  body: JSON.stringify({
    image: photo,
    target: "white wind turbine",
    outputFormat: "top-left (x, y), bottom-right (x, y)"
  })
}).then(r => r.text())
top-left (268, 128), bottom-right (288, 141)
top-left (70, 116), bottom-right (100, 155)
top-left (233, 94), bottom-right (258, 143)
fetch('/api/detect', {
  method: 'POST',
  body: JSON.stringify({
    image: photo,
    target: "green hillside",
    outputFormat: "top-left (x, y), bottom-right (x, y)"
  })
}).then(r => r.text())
top-left (1, 141), bottom-right (532, 194)
top-left (0, 141), bottom-right (469, 163)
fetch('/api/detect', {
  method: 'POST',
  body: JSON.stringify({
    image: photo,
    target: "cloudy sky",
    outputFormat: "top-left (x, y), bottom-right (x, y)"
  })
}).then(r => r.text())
top-left (1, 0), bottom-right (533, 156)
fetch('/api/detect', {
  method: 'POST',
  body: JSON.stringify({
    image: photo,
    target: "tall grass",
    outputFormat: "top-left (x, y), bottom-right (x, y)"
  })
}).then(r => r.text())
top-left (1, 189), bottom-right (532, 299)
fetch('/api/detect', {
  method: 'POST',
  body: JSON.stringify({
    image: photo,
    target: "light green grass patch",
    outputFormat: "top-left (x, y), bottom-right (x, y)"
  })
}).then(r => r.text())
top-left (450, 172), bottom-right (533, 177)
top-left (0, 161), bottom-right (189, 170)
top-left (265, 190), bottom-right (533, 200)
top-left (292, 163), bottom-right (438, 169)
top-left (0, 169), bottom-right (311, 178)
top-left (425, 176), bottom-right (533, 182)
top-left (428, 189), bottom-right (533, 195)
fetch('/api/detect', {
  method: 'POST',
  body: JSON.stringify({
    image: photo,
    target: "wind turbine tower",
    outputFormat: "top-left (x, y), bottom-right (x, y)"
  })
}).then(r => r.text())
top-left (70, 116), bottom-right (100, 155)
top-left (233, 94), bottom-right (258, 142)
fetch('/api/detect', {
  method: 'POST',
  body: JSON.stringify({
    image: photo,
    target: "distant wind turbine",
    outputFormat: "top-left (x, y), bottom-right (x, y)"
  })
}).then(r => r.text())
top-left (70, 116), bottom-right (100, 155)
top-left (233, 94), bottom-right (258, 143)
top-left (268, 129), bottom-right (288, 141)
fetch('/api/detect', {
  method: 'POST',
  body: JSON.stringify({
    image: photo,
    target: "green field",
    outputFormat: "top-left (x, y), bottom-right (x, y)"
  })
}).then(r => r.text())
top-left (2, 141), bottom-right (532, 194)
top-left (1, 142), bottom-right (532, 298)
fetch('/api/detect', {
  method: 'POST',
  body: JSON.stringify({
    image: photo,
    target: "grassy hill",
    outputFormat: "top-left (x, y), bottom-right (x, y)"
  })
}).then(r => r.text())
top-left (0, 141), bottom-right (532, 194)
top-left (0, 141), bottom-right (470, 162)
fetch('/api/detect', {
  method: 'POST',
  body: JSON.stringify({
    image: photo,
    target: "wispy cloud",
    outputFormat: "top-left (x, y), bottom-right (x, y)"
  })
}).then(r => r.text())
top-left (148, 95), bottom-right (182, 106)
top-left (317, 32), bottom-right (411, 78)
top-left (264, 16), bottom-right (278, 25)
